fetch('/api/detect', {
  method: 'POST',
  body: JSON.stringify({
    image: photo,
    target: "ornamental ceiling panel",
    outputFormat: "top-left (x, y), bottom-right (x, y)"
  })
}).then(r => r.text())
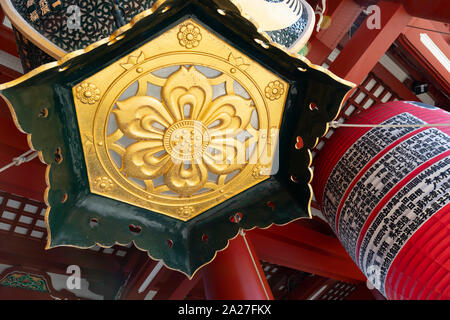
top-left (0, 0), bottom-right (353, 277)
top-left (73, 19), bottom-right (288, 220)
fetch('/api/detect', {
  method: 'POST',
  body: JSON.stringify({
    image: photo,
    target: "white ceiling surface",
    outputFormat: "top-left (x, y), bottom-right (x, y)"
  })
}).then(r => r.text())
top-left (47, 272), bottom-right (104, 300)
top-left (0, 50), bottom-right (23, 73)
top-left (2, 16), bottom-right (12, 29)
top-left (379, 54), bottom-right (436, 106)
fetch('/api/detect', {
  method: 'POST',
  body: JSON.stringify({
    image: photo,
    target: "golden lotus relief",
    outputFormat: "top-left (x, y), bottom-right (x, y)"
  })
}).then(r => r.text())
top-left (76, 83), bottom-right (101, 104)
top-left (113, 66), bottom-right (255, 197)
top-left (93, 177), bottom-right (115, 192)
top-left (265, 80), bottom-right (285, 101)
top-left (72, 19), bottom-right (289, 220)
top-left (177, 23), bottom-right (202, 49)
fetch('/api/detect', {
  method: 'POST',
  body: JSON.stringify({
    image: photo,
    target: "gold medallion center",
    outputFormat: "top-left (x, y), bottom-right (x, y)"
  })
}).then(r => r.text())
top-left (163, 120), bottom-right (210, 162)
top-left (73, 19), bottom-right (289, 220)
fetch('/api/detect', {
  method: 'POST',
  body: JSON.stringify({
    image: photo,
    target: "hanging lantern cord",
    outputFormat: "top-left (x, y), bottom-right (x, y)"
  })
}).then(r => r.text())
top-left (315, 0), bottom-right (327, 32)
top-left (0, 150), bottom-right (39, 174)
top-left (111, 0), bottom-right (126, 28)
top-left (330, 121), bottom-right (450, 129)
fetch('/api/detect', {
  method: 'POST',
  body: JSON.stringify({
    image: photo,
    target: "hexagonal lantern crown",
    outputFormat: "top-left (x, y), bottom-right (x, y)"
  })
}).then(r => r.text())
top-left (0, 0), bottom-right (353, 277)
top-left (74, 18), bottom-right (289, 221)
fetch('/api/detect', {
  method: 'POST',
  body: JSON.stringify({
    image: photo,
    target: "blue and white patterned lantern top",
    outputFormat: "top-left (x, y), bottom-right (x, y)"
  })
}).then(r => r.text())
top-left (234, 0), bottom-right (315, 53)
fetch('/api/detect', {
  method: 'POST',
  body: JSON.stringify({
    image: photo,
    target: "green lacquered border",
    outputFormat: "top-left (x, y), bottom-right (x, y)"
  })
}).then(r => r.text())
top-left (0, 0), bottom-right (353, 277)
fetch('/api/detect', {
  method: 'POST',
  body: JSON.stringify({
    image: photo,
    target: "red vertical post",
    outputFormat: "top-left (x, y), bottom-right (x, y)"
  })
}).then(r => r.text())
top-left (329, 1), bottom-right (412, 85)
top-left (202, 231), bottom-right (274, 300)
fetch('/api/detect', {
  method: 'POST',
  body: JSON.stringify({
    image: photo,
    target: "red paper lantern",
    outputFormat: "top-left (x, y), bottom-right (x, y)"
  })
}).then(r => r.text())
top-left (312, 101), bottom-right (450, 300)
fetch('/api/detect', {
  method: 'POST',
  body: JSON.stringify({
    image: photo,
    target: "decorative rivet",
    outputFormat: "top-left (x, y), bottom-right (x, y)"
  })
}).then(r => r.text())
top-left (129, 224), bottom-right (142, 234)
top-left (54, 148), bottom-right (63, 164)
top-left (230, 212), bottom-right (243, 223)
top-left (295, 136), bottom-right (304, 150)
top-left (309, 102), bottom-right (318, 111)
top-left (39, 108), bottom-right (48, 118)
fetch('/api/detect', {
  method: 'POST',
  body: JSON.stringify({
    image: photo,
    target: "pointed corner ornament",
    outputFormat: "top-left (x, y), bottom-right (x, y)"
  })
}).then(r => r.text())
top-left (0, 0), bottom-right (354, 277)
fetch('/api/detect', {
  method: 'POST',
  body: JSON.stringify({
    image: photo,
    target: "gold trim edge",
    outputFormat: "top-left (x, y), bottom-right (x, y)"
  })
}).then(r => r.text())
top-left (0, 0), bottom-right (355, 277)
top-left (0, 72), bottom-right (312, 281)
top-left (0, 0), bottom-right (66, 58)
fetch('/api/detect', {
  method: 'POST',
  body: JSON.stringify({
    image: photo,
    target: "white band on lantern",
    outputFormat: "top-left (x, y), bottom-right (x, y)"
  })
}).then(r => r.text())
top-left (330, 121), bottom-right (450, 129)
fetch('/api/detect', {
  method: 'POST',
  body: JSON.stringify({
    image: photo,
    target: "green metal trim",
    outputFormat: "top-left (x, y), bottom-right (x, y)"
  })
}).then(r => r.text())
top-left (0, 0), bottom-right (353, 277)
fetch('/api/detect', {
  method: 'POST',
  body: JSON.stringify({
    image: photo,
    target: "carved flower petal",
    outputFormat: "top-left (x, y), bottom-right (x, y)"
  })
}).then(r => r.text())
top-left (199, 95), bottom-right (254, 136)
top-left (164, 162), bottom-right (208, 196)
top-left (122, 141), bottom-right (171, 180)
top-left (203, 138), bottom-right (245, 174)
top-left (162, 66), bottom-right (212, 122)
top-left (113, 96), bottom-right (174, 140)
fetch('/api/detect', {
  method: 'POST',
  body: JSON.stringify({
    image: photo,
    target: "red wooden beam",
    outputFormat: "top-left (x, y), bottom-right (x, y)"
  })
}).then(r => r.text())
top-left (248, 220), bottom-right (367, 283)
top-left (120, 258), bottom-right (159, 300)
top-left (0, 63), bottom-right (21, 80)
top-left (398, 18), bottom-right (450, 94)
top-left (202, 233), bottom-right (274, 300)
top-left (151, 267), bottom-right (188, 300)
top-left (0, 28), bottom-right (18, 58)
top-left (329, 0), bottom-right (412, 86)
top-left (0, 232), bottom-right (123, 275)
top-left (0, 7), bottom-right (19, 57)
top-left (0, 64), bottom-right (22, 119)
top-left (168, 272), bottom-right (201, 300)
top-left (0, 113), bottom-right (30, 149)
top-left (387, 0), bottom-right (450, 23)
top-left (385, 43), bottom-right (449, 108)
top-left (371, 62), bottom-right (419, 101)
top-left (307, 0), bottom-right (363, 65)
top-left (386, 46), bottom-right (423, 80)
top-left (120, 255), bottom-right (192, 300)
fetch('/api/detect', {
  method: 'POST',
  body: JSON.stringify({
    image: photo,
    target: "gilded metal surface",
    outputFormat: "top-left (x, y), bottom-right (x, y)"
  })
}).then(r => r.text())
top-left (73, 19), bottom-right (289, 221)
top-left (0, 0), bottom-right (354, 277)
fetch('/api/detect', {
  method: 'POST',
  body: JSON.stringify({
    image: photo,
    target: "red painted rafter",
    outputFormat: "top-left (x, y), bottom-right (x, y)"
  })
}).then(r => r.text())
top-left (202, 234), bottom-right (274, 300)
top-left (398, 18), bottom-right (450, 97)
top-left (168, 272), bottom-right (201, 300)
top-left (329, 0), bottom-right (412, 86)
top-left (371, 62), bottom-right (419, 101)
top-left (387, 0), bottom-right (450, 23)
top-left (120, 258), bottom-right (159, 300)
top-left (248, 221), bottom-right (367, 283)
top-left (0, 7), bottom-right (18, 57)
top-left (0, 232), bottom-right (123, 275)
